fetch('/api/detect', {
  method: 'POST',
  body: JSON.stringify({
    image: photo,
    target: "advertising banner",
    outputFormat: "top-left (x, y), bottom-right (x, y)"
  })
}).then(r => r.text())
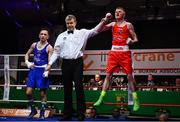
top-left (83, 49), bottom-right (180, 75)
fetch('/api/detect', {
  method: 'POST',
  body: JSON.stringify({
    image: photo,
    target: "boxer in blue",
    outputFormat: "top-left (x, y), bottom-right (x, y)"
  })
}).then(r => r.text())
top-left (24, 27), bottom-right (53, 119)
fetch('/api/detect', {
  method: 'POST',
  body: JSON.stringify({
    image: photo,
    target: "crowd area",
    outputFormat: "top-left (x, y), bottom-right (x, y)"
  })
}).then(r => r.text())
top-left (81, 74), bottom-right (180, 92)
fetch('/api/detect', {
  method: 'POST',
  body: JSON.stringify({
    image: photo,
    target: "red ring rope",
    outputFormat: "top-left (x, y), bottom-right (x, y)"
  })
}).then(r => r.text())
top-left (85, 102), bottom-right (180, 107)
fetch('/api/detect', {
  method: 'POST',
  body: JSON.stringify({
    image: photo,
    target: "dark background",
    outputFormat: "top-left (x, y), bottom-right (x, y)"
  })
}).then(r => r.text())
top-left (0, 0), bottom-right (180, 54)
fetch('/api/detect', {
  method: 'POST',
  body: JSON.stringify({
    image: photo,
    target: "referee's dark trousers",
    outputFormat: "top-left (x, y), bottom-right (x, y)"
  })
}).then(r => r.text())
top-left (61, 57), bottom-right (86, 118)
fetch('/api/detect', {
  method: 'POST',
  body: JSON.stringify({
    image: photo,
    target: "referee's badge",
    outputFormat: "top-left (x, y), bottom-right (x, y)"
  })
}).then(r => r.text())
top-left (63, 37), bottom-right (67, 40)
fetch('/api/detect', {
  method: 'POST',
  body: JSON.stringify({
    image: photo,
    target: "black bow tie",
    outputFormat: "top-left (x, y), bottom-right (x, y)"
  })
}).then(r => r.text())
top-left (67, 30), bottom-right (74, 34)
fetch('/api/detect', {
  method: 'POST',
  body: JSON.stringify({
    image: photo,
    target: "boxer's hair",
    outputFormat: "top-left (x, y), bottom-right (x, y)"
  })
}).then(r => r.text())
top-left (40, 27), bottom-right (50, 35)
top-left (115, 6), bottom-right (126, 18)
top-left (116, 6), bottom-right (125, 12)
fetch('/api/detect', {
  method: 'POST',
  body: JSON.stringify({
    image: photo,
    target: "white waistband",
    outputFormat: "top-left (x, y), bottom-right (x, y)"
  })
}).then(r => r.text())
top-left (111, 45), bottom-right (129, 51)
top-left (34, 64), bottom-right (47, 68)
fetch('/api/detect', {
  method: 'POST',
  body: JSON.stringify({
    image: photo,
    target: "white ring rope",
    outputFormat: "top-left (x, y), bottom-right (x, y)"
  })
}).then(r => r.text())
top-left (0, 99), bottom-right (64, 104)
top-left (0, 85), bottom-right (63, 87)
top-left (0, 69), bottom-right (61, 71)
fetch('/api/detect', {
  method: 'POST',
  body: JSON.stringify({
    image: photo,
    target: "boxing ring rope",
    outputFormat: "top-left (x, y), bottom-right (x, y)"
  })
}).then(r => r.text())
top-left (0, 99), bottom-right (64, 104)
top-left (84, 50), bottom-right (180, 55)
top-left (1, 85), bottom-right (180, 89)
top-left (85, 102), bottom-right (180, 107)
top-left (0, 84), bottom-right (63, 87)
top-left (0, 69), bottom-right (61, 71)
top-left (83, 85), bottom-right (180, 89)
top-left (84, 68), bottom-right (180, 71)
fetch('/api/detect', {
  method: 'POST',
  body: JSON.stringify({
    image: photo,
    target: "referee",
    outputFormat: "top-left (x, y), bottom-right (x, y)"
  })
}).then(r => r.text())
top-left (45, 14), bottom-right (111, 120)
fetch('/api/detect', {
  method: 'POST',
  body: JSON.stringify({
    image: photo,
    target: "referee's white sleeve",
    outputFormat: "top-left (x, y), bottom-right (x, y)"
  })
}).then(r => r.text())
top-left (48, 53), bottom-right (58, 65)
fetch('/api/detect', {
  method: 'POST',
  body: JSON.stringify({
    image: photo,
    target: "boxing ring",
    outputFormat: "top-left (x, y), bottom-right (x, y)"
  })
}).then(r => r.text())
top-left (0, 49), bottom-right (180, 121)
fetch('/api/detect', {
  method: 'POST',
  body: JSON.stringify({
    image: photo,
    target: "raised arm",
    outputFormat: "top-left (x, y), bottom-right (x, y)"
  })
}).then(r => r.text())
top-left (94, 13), bottom-right (114, 32)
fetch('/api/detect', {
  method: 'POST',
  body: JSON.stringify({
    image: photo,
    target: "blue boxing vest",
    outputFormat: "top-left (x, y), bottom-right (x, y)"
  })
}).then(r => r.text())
top-left (33, 43), bottom-right (49, 66)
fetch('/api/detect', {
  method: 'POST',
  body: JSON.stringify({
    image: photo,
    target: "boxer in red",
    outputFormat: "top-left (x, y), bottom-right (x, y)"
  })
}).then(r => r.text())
top-left (94, 6), bottom-right (140, 111)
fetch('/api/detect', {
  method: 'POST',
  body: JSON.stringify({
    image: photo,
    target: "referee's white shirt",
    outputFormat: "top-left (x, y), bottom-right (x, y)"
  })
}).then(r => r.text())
top-left (49, 28), bottom-right (98, 65)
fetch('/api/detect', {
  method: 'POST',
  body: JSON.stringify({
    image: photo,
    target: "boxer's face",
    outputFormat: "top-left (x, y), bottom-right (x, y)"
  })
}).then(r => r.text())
top-left (115, 8), bottom-right (125, 20)
top-left (39, 30), bottom-right (49, 42)
top-left (66, 19), bottom-right (76, 31)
